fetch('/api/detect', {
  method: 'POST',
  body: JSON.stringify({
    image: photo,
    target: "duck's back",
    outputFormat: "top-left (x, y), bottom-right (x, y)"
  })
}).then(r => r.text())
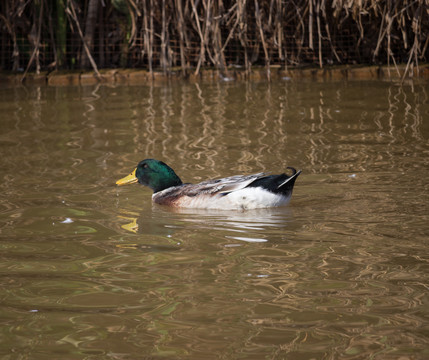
top-left (152, 170), bottom-right (300, 210)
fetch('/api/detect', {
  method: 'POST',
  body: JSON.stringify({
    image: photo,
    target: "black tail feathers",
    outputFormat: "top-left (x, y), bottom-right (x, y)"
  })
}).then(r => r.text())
top-left (276, 167), bottom-right (302, 196)
top-left (246, 167), bottom-right (301, 197)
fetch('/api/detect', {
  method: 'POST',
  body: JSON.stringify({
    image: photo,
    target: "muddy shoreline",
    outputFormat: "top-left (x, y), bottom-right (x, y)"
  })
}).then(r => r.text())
top-left (1, 64), bottom-right (428, 86)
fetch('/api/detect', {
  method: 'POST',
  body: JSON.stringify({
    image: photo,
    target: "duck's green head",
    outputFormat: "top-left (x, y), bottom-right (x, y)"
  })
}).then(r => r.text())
top-left (116, 159), bottom-right (183, 193)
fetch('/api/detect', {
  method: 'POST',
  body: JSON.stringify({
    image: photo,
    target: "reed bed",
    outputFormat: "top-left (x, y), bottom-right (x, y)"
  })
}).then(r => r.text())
top-left (0, 0), bottom-right (428, 79)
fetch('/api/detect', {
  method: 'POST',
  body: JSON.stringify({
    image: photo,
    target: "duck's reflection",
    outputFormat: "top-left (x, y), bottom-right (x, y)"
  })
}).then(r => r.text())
top-left (118, 206), bottom-right (294, 244)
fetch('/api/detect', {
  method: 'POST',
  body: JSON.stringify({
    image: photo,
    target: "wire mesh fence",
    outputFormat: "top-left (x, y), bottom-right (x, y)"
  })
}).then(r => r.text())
top-left (1, 0), bottom-right (428, 78)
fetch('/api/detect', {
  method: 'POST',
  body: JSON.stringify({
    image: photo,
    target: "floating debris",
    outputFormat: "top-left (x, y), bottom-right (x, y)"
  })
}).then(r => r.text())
top-left (61, 218), bottom-right (74, 224)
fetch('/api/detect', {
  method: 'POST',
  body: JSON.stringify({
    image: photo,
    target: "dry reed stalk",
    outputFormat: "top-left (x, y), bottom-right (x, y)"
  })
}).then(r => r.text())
top-left (161, 0), bottom-right (168, 73)
top-left (127, 0), bottom-right (140, 48)
top-left (191, 0), bottom-right (206, 75)
top-left (220, 3), bottom-right (239, 53)
top-left (321, 0), bottom-right (340, 63)
top-left (237, 0), bottom-right (250, 75)
top-left (142, 0), bottom-right (151, 73)
top-left (315, 0), bottom-right (322, 67)
top-left (254, 0), bottom-right (270, 79)
top-left (21, 0), bottom-right (44, 81)
top-left (65, 0), bottom-right (101, 78)
top-left (309, 0), bottom-right (314, 50)
top-left (176, 0), bottom-right (188, 75)
top-left (203, 0), bottom-right (218, 68)
top-left (275, 0), bottom-right (283, 63)
top-left (149, 0), bottom-right (154, 75)
top-left (289, 0), bottom-right (306, 64)
top-left (402, 1), bottom-right (424, 81)
top-left (211, 1), bottom-right (228, 75)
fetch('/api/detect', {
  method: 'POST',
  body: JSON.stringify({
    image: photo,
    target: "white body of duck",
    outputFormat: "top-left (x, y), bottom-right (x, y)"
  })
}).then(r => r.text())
top-left (117, 159), bottom-right (301, 210)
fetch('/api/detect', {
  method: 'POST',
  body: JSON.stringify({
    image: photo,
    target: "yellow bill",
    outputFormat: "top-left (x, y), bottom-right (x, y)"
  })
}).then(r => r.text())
top-left (116, 168), bottom-right (138, 186)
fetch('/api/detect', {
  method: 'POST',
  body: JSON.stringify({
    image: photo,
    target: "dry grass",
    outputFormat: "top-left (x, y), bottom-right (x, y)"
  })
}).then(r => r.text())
top-left (0, 0), bottom-right (427, 79)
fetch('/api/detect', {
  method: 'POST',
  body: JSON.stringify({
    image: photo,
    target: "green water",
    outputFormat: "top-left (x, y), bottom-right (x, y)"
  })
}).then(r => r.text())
top-left (0, 80), bottom-right (428, 359)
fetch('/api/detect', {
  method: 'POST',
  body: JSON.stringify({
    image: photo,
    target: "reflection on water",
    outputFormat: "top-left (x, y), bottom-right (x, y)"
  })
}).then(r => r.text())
top-left (0, 80), bottom-right (428, 359)
top-left (121, 207), bottom-right (294, 243)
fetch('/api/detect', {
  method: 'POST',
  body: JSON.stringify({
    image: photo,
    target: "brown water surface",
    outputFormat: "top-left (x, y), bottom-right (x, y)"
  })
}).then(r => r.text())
top-left (0, 80), bottom-right (428, 359)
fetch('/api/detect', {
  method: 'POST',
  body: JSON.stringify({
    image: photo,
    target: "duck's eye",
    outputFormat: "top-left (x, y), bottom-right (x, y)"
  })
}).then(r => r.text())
top-left (142, 163), bottom-right (148, 169)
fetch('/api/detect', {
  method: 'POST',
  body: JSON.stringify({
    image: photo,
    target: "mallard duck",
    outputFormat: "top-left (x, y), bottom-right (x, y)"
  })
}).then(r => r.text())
top-left (116, 159), bottom-right (301, 210)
